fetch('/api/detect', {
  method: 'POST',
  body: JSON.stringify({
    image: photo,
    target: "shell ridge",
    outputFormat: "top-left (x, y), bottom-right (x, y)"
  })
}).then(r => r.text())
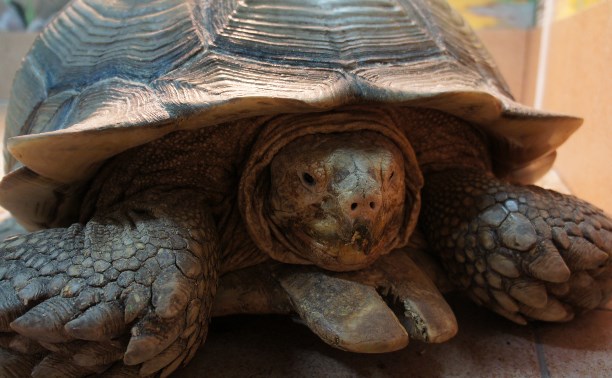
top-left (40, 0), bottom-right (203, 89)
top-left (186, 0), bottom-right (212, 47)
top-left (406, 0), bottom-right (512, 98)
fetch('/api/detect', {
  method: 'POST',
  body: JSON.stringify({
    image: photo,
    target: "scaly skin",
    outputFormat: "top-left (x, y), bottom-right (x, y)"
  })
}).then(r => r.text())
top-left (80, 119), bottom-right (267, 275)
top-left (406, 113), bottom-right (612, 323)
top-left (421, 169), bottom-right (612, 323)
top-left (0, 189), bottom-right (220, 376)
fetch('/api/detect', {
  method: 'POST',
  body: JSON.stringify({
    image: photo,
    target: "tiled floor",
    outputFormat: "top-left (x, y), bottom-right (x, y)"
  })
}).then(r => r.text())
top-left (177, 294), bottom-right (612, 377)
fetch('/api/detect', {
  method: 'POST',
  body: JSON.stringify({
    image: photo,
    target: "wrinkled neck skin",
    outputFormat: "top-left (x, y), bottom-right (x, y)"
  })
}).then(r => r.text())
top-left (239, 107), bottom-right (424, 272)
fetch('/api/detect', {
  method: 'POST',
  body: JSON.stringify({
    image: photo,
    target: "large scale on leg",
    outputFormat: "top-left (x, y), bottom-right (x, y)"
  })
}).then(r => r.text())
top-left (0, 0), bottom-right (609, 376)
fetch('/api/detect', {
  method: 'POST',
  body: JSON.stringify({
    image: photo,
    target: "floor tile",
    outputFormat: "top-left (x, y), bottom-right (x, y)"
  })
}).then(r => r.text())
top-left (535, 309), bottom-right (612, 377)
top-left (177, 294), bottom-right (541, 377)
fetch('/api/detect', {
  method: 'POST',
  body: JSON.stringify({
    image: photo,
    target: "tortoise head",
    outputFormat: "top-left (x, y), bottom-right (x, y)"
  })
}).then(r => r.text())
top-left (240, 107), bottom-right (424, 272)
top-left (268, 131), bottom-right (405, 270)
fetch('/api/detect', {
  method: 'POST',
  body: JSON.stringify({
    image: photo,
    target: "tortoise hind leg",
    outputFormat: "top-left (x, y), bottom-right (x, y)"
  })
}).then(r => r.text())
top-left (420, 169), bottom-right (611, 324)
top-left (0, 189), bottom-right (221, 377)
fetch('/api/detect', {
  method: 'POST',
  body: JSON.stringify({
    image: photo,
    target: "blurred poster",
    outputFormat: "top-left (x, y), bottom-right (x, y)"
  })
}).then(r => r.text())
top-left (447, 0), bottom-right (606, 29)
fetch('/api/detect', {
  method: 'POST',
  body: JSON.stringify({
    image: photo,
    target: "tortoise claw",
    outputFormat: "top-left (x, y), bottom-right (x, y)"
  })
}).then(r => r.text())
top-left (124, 314), bottom-right (184, 366)
top-left (64, 301), bottom-right (126, 341)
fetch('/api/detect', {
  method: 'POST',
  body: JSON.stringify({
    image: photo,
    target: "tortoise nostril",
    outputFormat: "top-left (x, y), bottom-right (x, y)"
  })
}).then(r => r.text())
top-left (350, 201), bottom-right (378, 213)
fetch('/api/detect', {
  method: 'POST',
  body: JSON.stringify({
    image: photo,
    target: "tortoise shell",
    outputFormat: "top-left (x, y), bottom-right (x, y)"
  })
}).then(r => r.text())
top-left (1, 0), bottom-right (580, 230)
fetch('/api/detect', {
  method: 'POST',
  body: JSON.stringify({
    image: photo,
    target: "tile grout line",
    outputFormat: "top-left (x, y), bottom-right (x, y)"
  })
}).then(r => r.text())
top-left (531, 324), bottom-right (551, 378)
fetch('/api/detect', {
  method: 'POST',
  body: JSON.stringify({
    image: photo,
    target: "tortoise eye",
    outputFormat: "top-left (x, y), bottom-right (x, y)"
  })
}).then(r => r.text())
top-left (389, 171), bottom-right (395, 180)
top-left (302, 172), bottom-right (316, 186)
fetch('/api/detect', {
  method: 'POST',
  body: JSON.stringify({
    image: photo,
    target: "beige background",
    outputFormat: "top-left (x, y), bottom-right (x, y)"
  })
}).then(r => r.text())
top-left (478, 2), bottom-right (611, 214)
top-left (543, 1), bottom-right (612, 215)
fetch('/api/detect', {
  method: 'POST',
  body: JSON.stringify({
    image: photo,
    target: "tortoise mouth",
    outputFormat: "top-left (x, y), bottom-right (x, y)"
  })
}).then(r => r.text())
top-left (348, 222), bottom-right (374, 255)
top-left (285, 217), bottom-right (386, 271)
top-left (299, 214), bottom-right (376, 253)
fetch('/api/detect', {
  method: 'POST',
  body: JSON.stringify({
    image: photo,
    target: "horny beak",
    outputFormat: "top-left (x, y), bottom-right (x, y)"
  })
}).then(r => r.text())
top-left (346, 221), bottom-right (374, 255)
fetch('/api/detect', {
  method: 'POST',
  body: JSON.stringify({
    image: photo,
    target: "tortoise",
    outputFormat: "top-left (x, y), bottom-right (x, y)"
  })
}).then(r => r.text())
top-left (0, 0), bottom-right (611, 376)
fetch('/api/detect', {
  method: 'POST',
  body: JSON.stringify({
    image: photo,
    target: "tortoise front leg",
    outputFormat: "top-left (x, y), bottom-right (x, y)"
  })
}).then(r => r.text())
top-left (420, 169), bottom-right (612, 324)
top-left (0, 189), bottom-right (220, 377)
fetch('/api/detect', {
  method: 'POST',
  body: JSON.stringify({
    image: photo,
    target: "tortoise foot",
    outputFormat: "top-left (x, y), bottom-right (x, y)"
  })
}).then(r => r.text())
top-left (422, 169), bottom-right (612, 324)
top-left (0, 191), bottom-right (221, 377)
